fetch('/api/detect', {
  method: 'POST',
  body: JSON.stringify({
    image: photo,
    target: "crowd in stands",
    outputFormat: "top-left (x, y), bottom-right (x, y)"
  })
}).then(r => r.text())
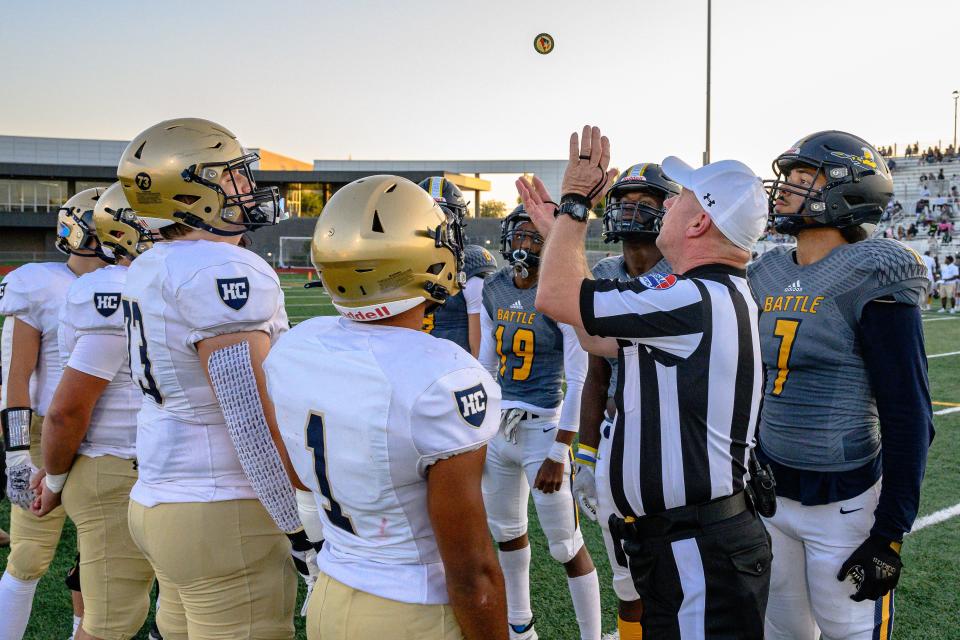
top-left (900, 142), bottom-right (958, 163)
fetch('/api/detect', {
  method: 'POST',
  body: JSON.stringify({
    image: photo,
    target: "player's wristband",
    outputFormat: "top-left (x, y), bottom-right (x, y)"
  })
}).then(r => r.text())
top-left (45, 472), bottom-right (68, 494)
top-left (1, 407), bottom-right (33, 451)
top-left (574, 444), bottom-right (598, 469)
top-left (547, 441), bottom-right (571, 464)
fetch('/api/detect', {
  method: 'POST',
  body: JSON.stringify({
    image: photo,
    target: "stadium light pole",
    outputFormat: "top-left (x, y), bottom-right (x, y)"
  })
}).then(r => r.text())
top-left (953, 90), bottom-right (959, 149)
top-left (703, 0), bottom-right (712, 166)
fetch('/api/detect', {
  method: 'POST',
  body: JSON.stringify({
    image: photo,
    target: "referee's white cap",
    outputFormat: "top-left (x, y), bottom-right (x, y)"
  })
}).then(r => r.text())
top-left (661, 156), bottom-right (768, 251)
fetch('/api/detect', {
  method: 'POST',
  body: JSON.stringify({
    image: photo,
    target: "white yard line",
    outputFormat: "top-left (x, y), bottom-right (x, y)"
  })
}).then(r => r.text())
top-left (922, 317), bottom-right (958, 322)
top-left (912, 503), bottom-right (960, 532)
top-left (933, 406), bottom-right (960, 416)
top-left (929, 351), bottom-right (960, 359)
top-left (284, 303), bottom-right (333, 308)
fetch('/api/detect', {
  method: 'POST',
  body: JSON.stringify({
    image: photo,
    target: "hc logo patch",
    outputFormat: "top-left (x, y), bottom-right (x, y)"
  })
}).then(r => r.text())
top-left (217, 277), bottom-right (250, 310)
top-left (93, 293), bottom-right (121, 317)
top-left (454, 384), bottom-right (488, 428)
top-left (0, 282), bottom-right (5, 299)
top-left (637, 272), bottom-right (678, 290)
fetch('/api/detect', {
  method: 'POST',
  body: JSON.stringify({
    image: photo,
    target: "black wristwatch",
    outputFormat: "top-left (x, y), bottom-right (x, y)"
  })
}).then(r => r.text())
top-left (556, 195), bottom-right (591, 223)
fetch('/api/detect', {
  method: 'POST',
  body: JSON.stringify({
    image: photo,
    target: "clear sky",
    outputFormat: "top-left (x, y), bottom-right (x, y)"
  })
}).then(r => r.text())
top-left (2, 0), bottom-right (958, 204)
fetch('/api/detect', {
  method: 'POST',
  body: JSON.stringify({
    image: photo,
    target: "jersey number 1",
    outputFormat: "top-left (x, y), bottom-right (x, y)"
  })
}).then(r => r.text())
top-left (305, 413), bottom-right (356, 535)
top-left (122, 299), bottom-right (162, 404)
top-left (772, 318), bottom-right (801, 396)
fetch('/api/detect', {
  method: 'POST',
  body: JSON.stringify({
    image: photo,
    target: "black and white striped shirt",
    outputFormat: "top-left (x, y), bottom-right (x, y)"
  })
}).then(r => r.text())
top-left (579, 264), bottom-right (762, 517)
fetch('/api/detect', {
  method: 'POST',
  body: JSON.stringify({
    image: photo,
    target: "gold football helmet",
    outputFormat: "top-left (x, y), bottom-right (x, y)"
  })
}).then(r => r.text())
top-left (92, 182), bottom-right (170, 262)
top-left (117, 118), bottom-right (284, 236)
top-left (311, 175), bottom-right (465, 321)
top-left (56, 187), bottom-right (107, 257)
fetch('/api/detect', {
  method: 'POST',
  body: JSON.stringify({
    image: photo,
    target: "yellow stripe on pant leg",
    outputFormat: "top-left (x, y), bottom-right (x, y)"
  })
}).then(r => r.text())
top-left (878, 591), bottom-right (892, 640)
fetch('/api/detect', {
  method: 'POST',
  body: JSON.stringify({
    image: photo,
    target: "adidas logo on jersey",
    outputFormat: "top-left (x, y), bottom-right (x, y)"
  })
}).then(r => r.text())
top-left (217, 277), bottom-right (250, 310)
top-left (784, 279), bottom-right (803, 292)
top-left (510, 300), bottom-right (523, 310)
top-left (93, 292), bottom-right (121, 317)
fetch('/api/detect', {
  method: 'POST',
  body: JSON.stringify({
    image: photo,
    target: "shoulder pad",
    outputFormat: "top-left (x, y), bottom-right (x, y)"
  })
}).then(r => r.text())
top-left (591, 255), bottom-right (625, 280)
top-left (66, 267), bottom-right (126, 335)
top-left (411, 364), bottom-right (500, 472)
top-left (463, 245), bottom-right (498, 280)
top-left (0, 263), bottom-right (56, 317)
top-left (845, 239), bottom-right (929, 317)
top-left (857, 239), bottom-right (927, 287)
top-left (175, 259), bottom-right (285, 342)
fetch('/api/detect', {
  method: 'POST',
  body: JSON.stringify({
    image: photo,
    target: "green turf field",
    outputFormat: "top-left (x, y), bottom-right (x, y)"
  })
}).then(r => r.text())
top-left (1, 272), bottom-right (958, 639)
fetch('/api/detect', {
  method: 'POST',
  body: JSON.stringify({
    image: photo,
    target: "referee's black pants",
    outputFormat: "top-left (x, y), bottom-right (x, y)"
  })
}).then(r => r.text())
top-left (617, 506), bottom-right (772, 639)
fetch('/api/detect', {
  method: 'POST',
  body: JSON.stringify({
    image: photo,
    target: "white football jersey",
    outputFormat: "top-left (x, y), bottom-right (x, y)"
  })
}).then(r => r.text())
top-left (0, 262), bottom-right (76, 415)
top-left (122, 240), bottom-right (288, 506)
top-left (58, 265), bottom-right (140, 459)
top-left (265, 317), bottom-right (500, 605)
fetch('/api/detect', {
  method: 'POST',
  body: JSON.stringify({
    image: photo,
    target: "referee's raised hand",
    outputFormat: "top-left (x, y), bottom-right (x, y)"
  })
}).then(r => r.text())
top-left (563, 125), bottom-right (618, 205)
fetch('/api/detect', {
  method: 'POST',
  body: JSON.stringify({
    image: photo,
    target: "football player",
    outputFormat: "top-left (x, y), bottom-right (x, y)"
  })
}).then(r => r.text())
top-left (751, 131), bottom-right (934, 640)
top-left (29, 183), bottom-right (163, 640)
top-left (0, 188), bottom-right (110, 640)
top-left (573, 164), bottom-right (678, 640)
top-left (479, 205), bottom-right (599, 640)
top-left (115, 118), bottom-right (303, 639)
top-left (264, 175), bottom-right (507, 640)
top-left (419, 177), bottom-right (498, 356)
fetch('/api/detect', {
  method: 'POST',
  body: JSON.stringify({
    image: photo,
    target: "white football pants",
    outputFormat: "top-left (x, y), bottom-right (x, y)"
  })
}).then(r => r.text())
top-left (763, 480), bottom-right (895, 640)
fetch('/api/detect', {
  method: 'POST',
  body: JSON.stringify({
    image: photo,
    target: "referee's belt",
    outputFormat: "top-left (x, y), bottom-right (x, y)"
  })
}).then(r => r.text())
top-left (609, 491), bottom-right (749, 541)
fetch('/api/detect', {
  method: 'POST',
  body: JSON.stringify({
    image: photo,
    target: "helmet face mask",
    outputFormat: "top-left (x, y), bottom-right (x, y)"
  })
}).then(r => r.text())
top-left (602, 163), bottom-right (680, 243)
top-left (55, 188), bottom-right (109, 259)
top-left (500, 206), bottom-right (543, 277)
top-left (180, 152), bottom-right (284, 230)
top-left (763, 131), bottom-right (892, 236)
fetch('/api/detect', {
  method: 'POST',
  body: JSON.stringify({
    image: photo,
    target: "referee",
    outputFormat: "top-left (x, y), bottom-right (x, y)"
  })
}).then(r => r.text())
top-left (518, 125), bottom-right (771, 639)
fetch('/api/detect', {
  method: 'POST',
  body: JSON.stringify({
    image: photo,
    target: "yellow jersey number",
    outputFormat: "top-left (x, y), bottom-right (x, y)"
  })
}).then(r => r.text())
top-left (771, 318), bottom-right (802, 396)
top-left (495, 325), bottom-right (535, 381)
top-left (421, 313), bottom-right (435, 334)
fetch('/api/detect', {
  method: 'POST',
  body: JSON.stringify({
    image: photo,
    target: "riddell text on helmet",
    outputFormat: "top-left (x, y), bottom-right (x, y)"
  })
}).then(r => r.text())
top-left (341, 305), bottom-right (393, 321)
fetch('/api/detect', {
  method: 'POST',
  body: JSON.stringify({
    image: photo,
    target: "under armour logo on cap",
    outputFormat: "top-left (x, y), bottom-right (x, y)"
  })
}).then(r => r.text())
top-left (703, 193), bottom-right (716, 207)
top-left (217, 277), bottom-right (250, 310)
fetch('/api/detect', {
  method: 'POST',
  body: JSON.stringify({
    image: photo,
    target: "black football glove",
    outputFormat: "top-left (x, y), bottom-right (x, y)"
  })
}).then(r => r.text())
top-left (837, 535), bottom-right (903, 602)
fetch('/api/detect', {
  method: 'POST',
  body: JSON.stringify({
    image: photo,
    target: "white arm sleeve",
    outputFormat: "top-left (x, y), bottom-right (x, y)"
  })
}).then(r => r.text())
top-left (207, 341), bottom-right (302, 533)
top-left (558, 322), bottom-right (587, 432)
top-left (66, 333), bottom-right (126, 382)
top-left (464, 276), bottom-right (485, 314)
top-left (478, 307), bottom-right (499, 379)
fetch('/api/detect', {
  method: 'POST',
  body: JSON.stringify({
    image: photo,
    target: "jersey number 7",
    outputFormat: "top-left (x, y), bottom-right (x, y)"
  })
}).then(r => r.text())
top-left (772, 318), bottom-right (802, 396)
